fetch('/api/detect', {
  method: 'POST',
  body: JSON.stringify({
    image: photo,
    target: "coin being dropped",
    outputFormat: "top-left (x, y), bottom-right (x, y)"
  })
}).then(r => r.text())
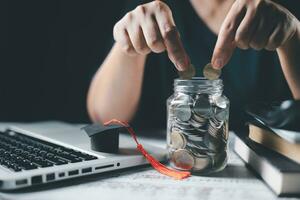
top-left (172, 149), bottom-right (195, 170)
top-left (170, 130), bottom-right (186, 149)
top-left (203, 63), bottom-right (221, 80)
top-left (178, 64), bottom-right (196, 80)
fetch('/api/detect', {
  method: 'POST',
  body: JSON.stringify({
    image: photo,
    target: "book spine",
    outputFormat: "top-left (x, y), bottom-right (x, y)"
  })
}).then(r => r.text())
top-left (233, 136), bottom-right (282, 195)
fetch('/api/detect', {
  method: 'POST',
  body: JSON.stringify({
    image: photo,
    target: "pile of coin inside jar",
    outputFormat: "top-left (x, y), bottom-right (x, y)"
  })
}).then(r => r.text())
top-left (167, 63), bottom-right (229, 174)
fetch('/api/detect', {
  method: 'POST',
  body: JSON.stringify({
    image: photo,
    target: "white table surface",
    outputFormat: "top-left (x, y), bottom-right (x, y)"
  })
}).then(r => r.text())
top-left (0, 122), bottom-right (299, 200)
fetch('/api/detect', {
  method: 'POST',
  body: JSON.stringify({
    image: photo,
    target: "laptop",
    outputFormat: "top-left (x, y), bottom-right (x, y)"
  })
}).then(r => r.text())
top-left (0, 122), bottom-right (166, 190)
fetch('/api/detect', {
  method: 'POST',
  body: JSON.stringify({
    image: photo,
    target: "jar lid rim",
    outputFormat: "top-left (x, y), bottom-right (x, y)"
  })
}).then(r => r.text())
top-left (174, 77), bottom-right (222, 85)
top-left (174, 77), bottom-right (223, 94)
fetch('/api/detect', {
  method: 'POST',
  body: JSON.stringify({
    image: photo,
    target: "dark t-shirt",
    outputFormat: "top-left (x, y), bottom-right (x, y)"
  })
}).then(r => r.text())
top-left (127, 0), bottom-right (300, 131)
top-left (3, 1), bottom-right (299, 128)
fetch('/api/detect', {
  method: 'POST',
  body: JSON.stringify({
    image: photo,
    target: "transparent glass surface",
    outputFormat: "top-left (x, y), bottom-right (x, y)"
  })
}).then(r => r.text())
top-left (167, 78), bottom-right (230, 174)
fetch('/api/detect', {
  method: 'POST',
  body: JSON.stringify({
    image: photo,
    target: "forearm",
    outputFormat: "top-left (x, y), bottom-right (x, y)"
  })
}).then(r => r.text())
top-left (87, 43), bottom-right (147, 123)
top-left (277, 24), bottom-right (300, 100)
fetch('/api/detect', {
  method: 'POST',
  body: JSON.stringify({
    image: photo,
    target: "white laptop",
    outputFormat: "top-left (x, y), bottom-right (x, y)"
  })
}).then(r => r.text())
top-left (0, 122), bottom-right (166, 190)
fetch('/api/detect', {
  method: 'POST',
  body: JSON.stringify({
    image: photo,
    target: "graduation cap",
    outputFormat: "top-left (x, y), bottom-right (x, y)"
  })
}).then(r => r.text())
top-left (82, 123), bottom-right (128, 153)
top-left (82, 121), bottom-right (191, 180)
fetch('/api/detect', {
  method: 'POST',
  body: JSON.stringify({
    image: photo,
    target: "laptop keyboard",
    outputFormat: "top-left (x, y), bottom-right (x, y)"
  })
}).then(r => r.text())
top-left (0, 130), bottom-right (98, 172)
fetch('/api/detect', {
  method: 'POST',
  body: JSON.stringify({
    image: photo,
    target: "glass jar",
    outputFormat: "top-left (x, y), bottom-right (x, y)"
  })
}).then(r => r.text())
top-left (167, 77), bottom-right (229, 174)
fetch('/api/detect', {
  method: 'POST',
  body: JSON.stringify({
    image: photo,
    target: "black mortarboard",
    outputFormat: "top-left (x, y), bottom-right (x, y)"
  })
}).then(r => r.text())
top-left (82, 123), bottom-right (128, 153)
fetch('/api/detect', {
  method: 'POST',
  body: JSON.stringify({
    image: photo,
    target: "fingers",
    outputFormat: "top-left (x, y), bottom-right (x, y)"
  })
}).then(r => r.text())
top-left (127, 22), bottom-right (151, 55)
top-left (249, 18), bottom-right (266, 50)
top-left (140, 14), bottom-right (165, 53)
top-left (113, 21), bottom-right (136, 56)
top-left (266, 15), bottom-right (297, 50)
top-left (265, 23), bottom-right (285, 51)
top-left (113, 1), bottom-right (190, 71)
top-left (160, 25), bottom-right (190, 71)
top-left (249, 12), bottom-right (276, 50)
top-left (154, 3), bottom-right (190, 71)
top-left (211, 0), bottom-right (298, 68)
top-left (235, 7), bottom-right (258, 50)
top-left (211, 1), bottom-right (246, 69)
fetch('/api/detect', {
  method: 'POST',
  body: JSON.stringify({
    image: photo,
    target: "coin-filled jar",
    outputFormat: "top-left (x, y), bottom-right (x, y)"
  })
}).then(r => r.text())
top-left (167, 77), bottom-right (229, 174)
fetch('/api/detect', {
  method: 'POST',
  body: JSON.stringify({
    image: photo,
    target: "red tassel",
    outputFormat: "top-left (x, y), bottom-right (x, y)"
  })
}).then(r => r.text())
top-left (104, 119), bottom-right (191, 180)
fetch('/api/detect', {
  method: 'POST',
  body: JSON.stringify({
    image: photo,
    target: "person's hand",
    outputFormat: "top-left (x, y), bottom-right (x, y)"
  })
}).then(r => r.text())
top-left (113, 1), bottom-right (190, 71)
top-left (211, 0), bottom-right (299, 69)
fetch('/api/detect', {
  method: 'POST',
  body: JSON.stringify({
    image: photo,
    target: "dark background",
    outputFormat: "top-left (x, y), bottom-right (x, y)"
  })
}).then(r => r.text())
top-left (3, 0), bottom-right (300, 124)
top-left (4, 0), bottom-right (127, 123)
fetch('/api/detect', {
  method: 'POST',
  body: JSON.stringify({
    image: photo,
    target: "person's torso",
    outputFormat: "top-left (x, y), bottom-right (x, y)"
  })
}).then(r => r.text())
top-left (131, 0), bottom-right (294, 131)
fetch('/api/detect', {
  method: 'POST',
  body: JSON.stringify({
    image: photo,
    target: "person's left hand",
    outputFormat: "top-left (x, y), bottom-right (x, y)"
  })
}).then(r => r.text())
top-left (211, 0), bottom-right (299, 69)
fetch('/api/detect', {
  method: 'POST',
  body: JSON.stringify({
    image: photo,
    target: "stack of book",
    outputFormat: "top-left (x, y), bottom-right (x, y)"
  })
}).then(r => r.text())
top-left (233, 120), bottom-right (300, 196)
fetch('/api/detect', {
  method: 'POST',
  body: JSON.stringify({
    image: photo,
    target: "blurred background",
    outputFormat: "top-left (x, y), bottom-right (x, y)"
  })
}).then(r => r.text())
top-left (3, 0), bottom-right (299, 124)
top-left (4, 0), bottom-right (127, 123)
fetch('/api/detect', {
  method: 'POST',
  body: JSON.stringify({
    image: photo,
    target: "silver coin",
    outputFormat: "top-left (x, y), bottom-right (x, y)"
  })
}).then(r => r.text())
top-left (187, 146), bottom-right (216, 169)
top-left (210, 117), bottom-right (223, 129)
top-left (173, 119), bottom-right (194, 131)
top-left (186, 133), bottom-right (205, 142)
top-left (189, 117), bottom-right (205, 129)
top-left (174, 117), bottom-right (190, 126)
top-left (207, 118), bottom-right (222, 138)
top-left (191, 113), bottom-right (208, 127)
top-left (171, 126), bottom-right (181, 133)
top-left (168, 148), bottom-right (176, 158)
top-left (181, 130), bottom-right (205, 144)
top-left (174, 104), bottom-right (192, 122)
top-left (203, 63), bottom-right (221, 80)
top-left (192, 112), bottom-right (207, 123)
top-left (182, 129), bottom-right (206, 141)
top-left (214, 95), bottom-right (227, 109)
top-left (204, 134), bottom-right (222, 152)
top-left (175, 125), bottom-right (194, 131)
top-left (214, 107), bottom-right (228, 121)
top-left (195, 127), bottom-right (208, 133)
top-left (170, 130), bottom-right (187, 149)
top-left (210, 151), bottom-right (227, 169)
top-left (188, 145), bottom-right (206, 155)
top-left (172, 149), bottom-right (195, 170)
top-left (187, 140), bottom-right (208, 151)
top-left (193, 94), bottom-right (212, 118)
top-left (171, 93), bottom-right (194, 106)
top-left (188, 128), bottom-right (206, 135)
top-left (178, 64), bottom-right (196, 80)
top-left (207, 125), bottom-right (217, 138)
top-left (169, 94), bottom-right (193, 117)
top-left (194, 126), bottom-right (207, 133)
top-left (174, 118), bottom-right (190, 126)
top-left (193, 155), bottom-right (211, 171)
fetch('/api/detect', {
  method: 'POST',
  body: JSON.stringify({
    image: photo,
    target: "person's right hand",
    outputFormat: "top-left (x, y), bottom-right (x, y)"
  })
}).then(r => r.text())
top-left (113, 1), bottom-right (190, 71)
